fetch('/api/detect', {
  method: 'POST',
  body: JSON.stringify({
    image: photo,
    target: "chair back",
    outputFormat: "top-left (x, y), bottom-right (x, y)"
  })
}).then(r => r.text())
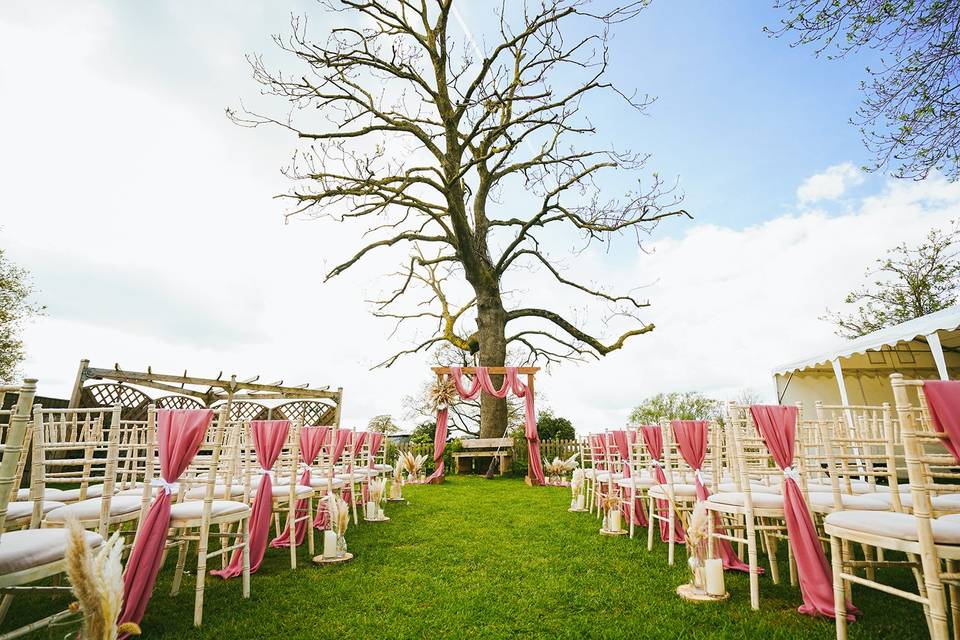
top-left (0, 379), bottom-right (37, 536)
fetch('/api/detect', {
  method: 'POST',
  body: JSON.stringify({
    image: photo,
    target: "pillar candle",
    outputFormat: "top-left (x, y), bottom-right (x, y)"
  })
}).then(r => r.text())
top-left (608, 508), bottom-right (621, 532)
top-left (377, 505), bottom-right (385, 519)
top-left (323, 530), bottom-right (337, 559)
top-left (576, 495), bottom-right (585, 510)
top-left (705, 558), bottom-right (725, 596)
top-left (365, 501), bottom-right (377, 519)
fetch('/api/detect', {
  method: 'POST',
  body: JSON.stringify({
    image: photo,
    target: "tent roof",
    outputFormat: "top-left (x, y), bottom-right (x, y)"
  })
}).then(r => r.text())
top-left (772, 305), bottom-right (960, 376)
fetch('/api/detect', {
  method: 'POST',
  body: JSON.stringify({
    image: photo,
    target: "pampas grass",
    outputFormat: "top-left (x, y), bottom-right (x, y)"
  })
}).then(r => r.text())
top-left (685, 501), bottom-right (709, 548)
top-left (429, 377), bottom-right (458, 412)
top-left (368, 478), bottom-right (385, 505)
top-left (399, 451), bottom-right (428, 478)
top-left (543, 453), bottom-right (578, 477)
top-left (335, 496), bottom-right (350, 536)
top-left (65, 518), bottom-right (140, 639)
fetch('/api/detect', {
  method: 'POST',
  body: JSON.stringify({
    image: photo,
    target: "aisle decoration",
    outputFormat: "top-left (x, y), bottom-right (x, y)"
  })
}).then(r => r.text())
top-left (66, 519), bottom-right (141, 639)
top-left (117, 409), bottom-right (213, 633)
top-left (600, 495), bottom-right (625, 535)
top-left (271, 425), bottom-right (329, 548)
top-left (213, 419), bottom-right (290, 579)
top-left (388, 461), bottom-right (405, 501)
top-left (569, 468), bottom-right (587, 512)
top-left (676, 503), bottom-right (727, 601)
top-left (400, 450), bottom-right (427, 483)
top-left (641, 425), bottom-right (684, 543)
top-left (314, 494), bottom-right (353, 564)
top-left (750, 405), bottom-right (858, 619)
top-left (543, 453), bottom-right (578, 485)
top-left (612, 429), bottom-right (646, 526)
top-left (672, 420), bottom-right (750, 572)
top-left (365, 478), bottom-right (388, 521)
top-left (315, 428), bottom-right (351, 530)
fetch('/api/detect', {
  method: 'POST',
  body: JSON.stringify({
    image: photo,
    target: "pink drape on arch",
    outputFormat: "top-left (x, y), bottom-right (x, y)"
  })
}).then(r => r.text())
top-left (671, 420), bottom-right (751, 573)
top-left (428, 366), bottom-right (544, 485)
top-left (923, 381), bottom-right (960, 462)
top-left (751, 405), bottom-right (858, 620)
top-left (315, 428), bottom-right (351, 529)
top-left (118, 409), bottom-right (214, 637)
top-left (612, 430), bottom-right (646, 526)
top-left (212, 420), bottom-right (289, 579)
top-left (640, 425), bottom-right (684, 543)
top-left (270, 426), bottom-right (328, 548)
top-left (368, 432), bottom-right (384, 468)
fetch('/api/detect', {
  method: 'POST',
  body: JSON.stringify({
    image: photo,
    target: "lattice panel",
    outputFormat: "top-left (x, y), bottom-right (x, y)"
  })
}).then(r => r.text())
top-left (154, 395), bottom-right (205, 410)
top-left (80, 384), bottom-right (151, 421)
top-left (227, 401), bottom-right (271, 422)
top-left (276, 400), bottom-right (337, 426)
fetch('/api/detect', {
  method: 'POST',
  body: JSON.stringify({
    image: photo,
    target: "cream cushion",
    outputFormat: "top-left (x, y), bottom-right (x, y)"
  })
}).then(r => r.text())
top-left (648, 483), bottom-right (698, 500)
top-left (0, 529), bottom-right (103, 574)
top-left (594, 472), bottom-right (623, 484)
top-left (16, 488), bottom-right (67, 502)
top-left (806, 480), bottom-right (899, 495)
top-left (44, 496), bottom-right (142, 524)
top-left (615, 474), bottom-right (656, 490)
top-left (707, 492), bottom-right (785, 510)
top-left (169, 500), bottom-right (249, 522)
top-left (716, 483), bottom-right (780, 494)
top-left (826, 511), bottom-right (960, 545)
top-left (881, 492), bottom-right (960, 512)
top-left (271, 485), bottom-right (313, 499)
top-left (185, 484), bottom-right (246, 500)
top-left (373, 463), bottom-right (393, 472)
top-left (56, 484), bottom-right (108, 502)
top-left (307, 476), bottom-right (345, 490)
top-left (807, 492), bottom-right (890, 511)
top-left (6, 501), bottom-right (66, 522)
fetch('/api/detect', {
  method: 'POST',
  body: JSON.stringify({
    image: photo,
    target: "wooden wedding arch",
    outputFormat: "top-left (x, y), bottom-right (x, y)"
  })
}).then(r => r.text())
top-left (68, 359), bottom-right (343, 425)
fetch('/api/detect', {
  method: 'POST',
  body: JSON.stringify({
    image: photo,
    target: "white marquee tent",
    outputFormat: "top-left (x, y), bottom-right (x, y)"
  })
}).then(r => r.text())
top-left (773, 305), bottom-right (960, 412)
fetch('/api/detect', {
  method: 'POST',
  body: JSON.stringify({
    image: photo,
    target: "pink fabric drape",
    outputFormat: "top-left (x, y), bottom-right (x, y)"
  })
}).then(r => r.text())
top-left (751, 405), bottom-right (858, 619)
top-left (671, 420), bottom-right (751, 573)
top-left (315, 428), bottom-right (350, 529)
top-left (640, 425), bottom-right (684, 543)
top-left (923, 381), bottom-right (960, 462)
top-left (509, 370), bottom-right (544, 485)
top-left (270, 426), bottom-right (328, 548)
top-left (368, 432), bottom-right (384, 468)
top-left (118, 409), bottom-right (214, 635)
top-left (213, 420), bottom-right (289, 579)
top-left (612, 430), bottom-right (646, 526)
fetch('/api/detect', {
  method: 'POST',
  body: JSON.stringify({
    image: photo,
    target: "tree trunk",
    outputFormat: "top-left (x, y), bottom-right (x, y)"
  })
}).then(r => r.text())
top-left (476, 287), bottom-right (507, 439)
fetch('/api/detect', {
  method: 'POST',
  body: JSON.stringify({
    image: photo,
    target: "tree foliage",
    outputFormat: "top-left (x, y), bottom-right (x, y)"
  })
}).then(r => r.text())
top-left (823, 222), bottom-right (960, 338)
top-left (0, 248), bottom-right (42, 383)
top-left (628, 391), bottom-right (719, 425)
top-left (770, 0), bottom-right (960, 180)
top-left (536, 409), bottom-right (575, 440)
top-left (368, 414), bottom-right (401, 434)
top-left (235, 0), bottom-right (688, 438)
top-left (410, 420), bottom-right (437, 444)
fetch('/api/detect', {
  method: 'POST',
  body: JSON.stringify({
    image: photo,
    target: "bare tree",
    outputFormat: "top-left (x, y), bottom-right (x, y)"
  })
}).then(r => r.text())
top-left (234, 0), bottom-right (688, 437)
top-left (0, 246), bottom-right (43, 382)
top-left (770, 0), bottom-right (960, 180)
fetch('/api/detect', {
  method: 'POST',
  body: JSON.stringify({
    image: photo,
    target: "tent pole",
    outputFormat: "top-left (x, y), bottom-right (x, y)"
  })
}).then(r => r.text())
top-left (832, 358), bottom-right (865, 476)
top-left (928, 331), bottom-right (950, 380)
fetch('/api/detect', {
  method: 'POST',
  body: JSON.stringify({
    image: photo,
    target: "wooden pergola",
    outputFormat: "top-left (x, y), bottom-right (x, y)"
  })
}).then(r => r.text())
top-left (68, 359), bottom-right (343, 425)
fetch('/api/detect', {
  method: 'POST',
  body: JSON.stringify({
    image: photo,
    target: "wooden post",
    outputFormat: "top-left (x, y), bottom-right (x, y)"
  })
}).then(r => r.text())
top-left (68, 359), bottom-right (89, 408)
top-left (334, 387), bottom-right (344, 427)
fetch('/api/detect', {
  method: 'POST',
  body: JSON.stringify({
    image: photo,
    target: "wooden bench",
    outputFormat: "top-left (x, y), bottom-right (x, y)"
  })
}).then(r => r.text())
top-left (452, 438), bottom-right (513, 475)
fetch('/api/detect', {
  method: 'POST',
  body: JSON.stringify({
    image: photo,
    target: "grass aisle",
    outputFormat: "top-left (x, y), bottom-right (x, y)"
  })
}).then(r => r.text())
top-left (6, 476), bottom-right (927, 638)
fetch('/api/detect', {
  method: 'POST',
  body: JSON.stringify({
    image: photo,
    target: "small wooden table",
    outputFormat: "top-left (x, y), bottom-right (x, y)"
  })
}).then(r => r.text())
top-left (453, 438), bottom-right (513, 475)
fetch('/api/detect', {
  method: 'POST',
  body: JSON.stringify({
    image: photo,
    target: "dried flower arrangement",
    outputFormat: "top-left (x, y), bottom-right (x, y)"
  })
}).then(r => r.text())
top-left (65, 518), bottom-right (141, 639)
top-left (429, 377), bottom-right (458, 412)
top-left (399, 451), bottom-right (428, 480)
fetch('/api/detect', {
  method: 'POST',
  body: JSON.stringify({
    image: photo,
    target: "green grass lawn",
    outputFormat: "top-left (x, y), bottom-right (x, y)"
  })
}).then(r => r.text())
top-left (5, 476), bottom-right (928, 638)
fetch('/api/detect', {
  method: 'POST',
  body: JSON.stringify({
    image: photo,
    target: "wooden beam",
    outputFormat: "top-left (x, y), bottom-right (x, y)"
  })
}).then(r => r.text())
top-left (431, 366), bottom-right (540, 375)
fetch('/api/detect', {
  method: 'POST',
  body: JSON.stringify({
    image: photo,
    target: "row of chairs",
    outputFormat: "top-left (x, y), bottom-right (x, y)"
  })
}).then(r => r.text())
top-left (0, 381), bottom-right (390, 637)
top-left (577, 373), bottom-right (960, 640)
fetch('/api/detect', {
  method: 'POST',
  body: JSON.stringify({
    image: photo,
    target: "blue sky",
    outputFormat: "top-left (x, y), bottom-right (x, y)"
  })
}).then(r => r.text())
top-left (3, 1), bottom-right (956, 431)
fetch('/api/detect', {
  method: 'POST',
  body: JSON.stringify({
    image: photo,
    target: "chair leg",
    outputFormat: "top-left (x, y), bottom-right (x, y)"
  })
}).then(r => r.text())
top-left (765, 531), bottom-right (780, 585)
top-left (242, 517), bottom-right (251, 600)
top-left (307, 498), bottom-right (315, 555)
top-left (0, 594), bottom-right (14, 625)
top-left (290, 503), bottom-right (297, 570)
top-left (628, 491), bottom-right (635, 540)
top-left (194, 525), bottom-right (210, 628)
top-left (747, 515), bottom-right (760, 610)
top-left (831, 535), bottom-right (848, 640)
top-left (946, 559), bottom-right (960, 640)
top-left (667, 500), bottom-right (676, 566)
top-left (861, 544), bottom-right (876, 582)
top-left (218, 523), bottom-right (229, 568)
top-left (788, 541), bottom-right (797, 587)
top-left (170, 539), bottom-right (188, 596)
top-left (647, 497), bottom-right (655, 552)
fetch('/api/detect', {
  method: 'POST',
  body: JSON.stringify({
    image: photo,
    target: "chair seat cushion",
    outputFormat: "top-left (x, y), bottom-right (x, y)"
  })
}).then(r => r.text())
top-left (615, 474), bottom-right (655, 490)
top-left (307, 476), bottom-right (345, 490)
top-left (55, 484), bottom-right (108, 502)
top-left (271, 485), bottom-right (313, 498)
top-left (807, 492), bottom-right (891, 511)
top-left (0, 528), bottom-right (103, 574)
top-left (6, 501), bottom-right (66, 522)
top-left (372, 463), bottom-right (393, 472)
top-left (881, 492), bottom-right (960, 512)
top-left (17, 488), bottom-right (68, 502)
top-left (806, 480), bottom-right (897, 495)
top-left (44, 496), bottom-right (142, 524)
top-left (707, 491), bottom-right (785, 510)
top-left (648, 483), bottom-right (698, 499)
top-left (185, 484), bottom-right (245, 500)
top-left (826, 510), bottom-right (960, 545)
top-left (169, 500), bottom-right (250, 522)
top-left (594, 472), bottom-right (623, 484)
top-left (716, 482), bottom-right (780, 494)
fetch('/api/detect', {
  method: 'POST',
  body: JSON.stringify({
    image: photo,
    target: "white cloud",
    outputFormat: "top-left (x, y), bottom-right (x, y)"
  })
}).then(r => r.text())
top-left (796, 162), bottom-right (865, 203)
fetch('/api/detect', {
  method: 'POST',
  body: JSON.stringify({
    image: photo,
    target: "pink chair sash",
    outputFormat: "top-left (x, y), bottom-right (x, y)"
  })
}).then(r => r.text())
top-left (923, 381), bottom-right (960, 462)
top-left (315, 429), bottom-right (350, 529)
top-left (671, 420), bottom-right (751, 573)
top-left (212, 420), bottom-right (290, 579)
top-left (640, 425), bottom-right (684, 543)
top-left (118, 409), bottom-right (214, 634)
top-left (751, 405), bottom-right (858, 619)
top-left (612, 430), bottom-right (646, 526)
top-left (271, 426), bottom-right (328, 548)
